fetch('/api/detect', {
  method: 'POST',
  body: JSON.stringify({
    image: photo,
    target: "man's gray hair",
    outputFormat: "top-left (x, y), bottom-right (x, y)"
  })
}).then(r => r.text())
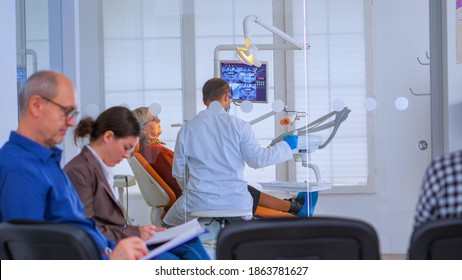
top-left (19, 70), bottom-right (59, 115)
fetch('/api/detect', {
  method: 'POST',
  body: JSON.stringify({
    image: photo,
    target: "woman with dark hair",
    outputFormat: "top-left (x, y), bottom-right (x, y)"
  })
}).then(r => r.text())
top-left (64, 106), bottom-right (210, 260)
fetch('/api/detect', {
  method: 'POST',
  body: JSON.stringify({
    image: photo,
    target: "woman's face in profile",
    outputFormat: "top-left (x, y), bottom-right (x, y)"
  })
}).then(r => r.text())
top-left (144, 112), bottom-right (162, 139)
top-left (104, 133), bottom-right (138, 167)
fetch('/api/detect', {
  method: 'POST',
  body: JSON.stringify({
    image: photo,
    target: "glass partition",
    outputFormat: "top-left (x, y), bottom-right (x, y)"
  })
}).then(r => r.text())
top-left (18, 0), bottom-right (434, 256)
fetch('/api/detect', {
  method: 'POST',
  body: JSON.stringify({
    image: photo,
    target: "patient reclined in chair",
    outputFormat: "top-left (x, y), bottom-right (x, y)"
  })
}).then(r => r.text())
top-left (130, 107), bottom-right (316, 227)
top-left (130, 143), bottom-right (302, 227)
top-left (129, 144), bottom-right (301, 225)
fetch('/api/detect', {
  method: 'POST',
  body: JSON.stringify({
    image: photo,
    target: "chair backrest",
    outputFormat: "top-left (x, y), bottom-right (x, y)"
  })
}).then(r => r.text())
top-left (128, 152), bottom-right (176, 208)
top-left (408, 219), bottom-right (462, 260)
top-left (0, 220), bottom-right (101, 260)
top-left (216, 217), bottom-right (380, 260)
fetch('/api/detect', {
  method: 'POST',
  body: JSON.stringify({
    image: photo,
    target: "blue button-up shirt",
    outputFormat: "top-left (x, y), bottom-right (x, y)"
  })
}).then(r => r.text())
top-left (0, 131), bottom-right (115, 254)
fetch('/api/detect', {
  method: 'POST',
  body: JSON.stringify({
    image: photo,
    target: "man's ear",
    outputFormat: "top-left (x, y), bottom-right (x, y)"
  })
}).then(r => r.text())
top-left (220, 92), bottom-right (230, 104)
top-left (28, 95), bottom-right (43, 118)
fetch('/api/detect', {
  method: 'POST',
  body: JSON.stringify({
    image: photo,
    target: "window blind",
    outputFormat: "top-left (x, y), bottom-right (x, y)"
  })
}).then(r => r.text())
top-left (292, 0), bottom-right (369, 187)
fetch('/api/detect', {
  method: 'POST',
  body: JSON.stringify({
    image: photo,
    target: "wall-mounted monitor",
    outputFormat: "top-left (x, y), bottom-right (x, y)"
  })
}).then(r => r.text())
top-left (220, 60), bottom-right (268, 103)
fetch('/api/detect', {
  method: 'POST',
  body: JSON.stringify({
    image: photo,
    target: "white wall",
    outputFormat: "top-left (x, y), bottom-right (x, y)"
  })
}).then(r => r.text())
top-left (0, 0), bottom-right (18, 143)
top-left (313, 0), bottom-right (462, 255)
top-left (314, 0), bottom-right (432, 254)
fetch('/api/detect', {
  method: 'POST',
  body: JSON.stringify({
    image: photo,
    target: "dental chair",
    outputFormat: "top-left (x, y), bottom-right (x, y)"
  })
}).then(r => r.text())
top-left (130, 144), bottom-right (292, 226)
top-left (128, 147), bottom-right (176, 227)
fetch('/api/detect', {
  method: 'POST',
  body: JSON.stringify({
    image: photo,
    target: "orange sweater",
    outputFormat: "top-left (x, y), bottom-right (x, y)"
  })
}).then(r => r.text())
top-left (139, 144), bottom-right (182, 198)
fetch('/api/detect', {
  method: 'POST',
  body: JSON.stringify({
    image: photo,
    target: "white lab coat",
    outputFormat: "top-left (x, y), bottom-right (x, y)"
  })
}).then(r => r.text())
top-left (163, 105), bottom-right (293, 226)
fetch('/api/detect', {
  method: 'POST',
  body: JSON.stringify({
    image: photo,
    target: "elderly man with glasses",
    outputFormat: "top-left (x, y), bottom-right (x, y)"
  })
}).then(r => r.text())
top-left (0, 70), bottom-right (151, 259)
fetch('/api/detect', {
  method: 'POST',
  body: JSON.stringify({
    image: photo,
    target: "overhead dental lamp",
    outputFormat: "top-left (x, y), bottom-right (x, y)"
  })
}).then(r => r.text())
top-left (236, 15), bottom-right (304, 67)
top-left (236, 41), bottom-right (261, 67)
top-left (214, 15), bottom-right (307, 77)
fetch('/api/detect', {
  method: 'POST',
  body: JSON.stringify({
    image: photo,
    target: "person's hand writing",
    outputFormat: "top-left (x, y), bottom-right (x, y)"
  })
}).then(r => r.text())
top-left (139, 224), bottom-right (165, 241)
top-left (109, 236), bottom-right (148, 260)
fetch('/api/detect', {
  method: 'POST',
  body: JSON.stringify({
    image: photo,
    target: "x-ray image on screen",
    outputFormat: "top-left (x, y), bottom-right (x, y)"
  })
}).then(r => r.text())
top-left (220, 61), bottom-right (267, 103)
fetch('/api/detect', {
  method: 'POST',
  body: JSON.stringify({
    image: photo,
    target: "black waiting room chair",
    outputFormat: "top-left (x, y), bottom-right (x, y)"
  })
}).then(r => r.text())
top-left (0, 220), bottom-right (101, 260)
top-left (216, 216), bottom-right (380, 260)
top-left (408, 218), bottom-right (462, 260)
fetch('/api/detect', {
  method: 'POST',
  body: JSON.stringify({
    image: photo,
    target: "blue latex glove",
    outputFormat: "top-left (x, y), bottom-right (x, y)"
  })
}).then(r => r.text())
top-left (283, 135), bottom-right (298, 150)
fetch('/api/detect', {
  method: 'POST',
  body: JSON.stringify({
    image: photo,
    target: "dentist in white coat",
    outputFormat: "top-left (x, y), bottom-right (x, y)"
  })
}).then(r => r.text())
top-left (163, 78), bottom-right (298, 226)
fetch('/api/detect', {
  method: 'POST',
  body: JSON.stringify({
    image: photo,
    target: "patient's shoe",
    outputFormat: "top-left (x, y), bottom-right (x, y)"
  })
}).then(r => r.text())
top-left (285, 193), bottom-right (305, 215)
top-left (295, 192), bottom-right (308, 216)
top-left (286, 191), bottom-right (319, 217)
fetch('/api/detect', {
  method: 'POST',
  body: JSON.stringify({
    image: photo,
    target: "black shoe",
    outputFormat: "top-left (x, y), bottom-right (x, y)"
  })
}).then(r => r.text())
top-left (285, 196), bottom-right (305, 215)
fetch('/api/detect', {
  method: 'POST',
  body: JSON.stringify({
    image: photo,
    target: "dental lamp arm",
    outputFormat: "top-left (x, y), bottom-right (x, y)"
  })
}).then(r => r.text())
top-left (269, 128), bottom-right (298, 147)
top-left (314, 107), bottom-right (351, 149)
top-left (296, 111), bottom-right (337, 134)
top-left (249, 111), bottom-right (276, 125)
top-left (268, 107), bottom-right (351, 149)
top-left (214, 44), bottom-right (307, 77)
top-left (243, 16), bottom-right (304, 50)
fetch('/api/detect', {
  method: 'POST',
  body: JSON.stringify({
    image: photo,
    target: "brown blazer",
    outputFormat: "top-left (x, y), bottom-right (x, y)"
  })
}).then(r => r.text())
top-left (64, 146), bottom-right (139, 242)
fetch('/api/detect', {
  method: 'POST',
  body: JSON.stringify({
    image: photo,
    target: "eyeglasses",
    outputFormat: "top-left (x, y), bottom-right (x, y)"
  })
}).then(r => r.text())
top-left (40, 95), bottom-right (79, 121)
top-left (142, 116), bottom-right (160, 126)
